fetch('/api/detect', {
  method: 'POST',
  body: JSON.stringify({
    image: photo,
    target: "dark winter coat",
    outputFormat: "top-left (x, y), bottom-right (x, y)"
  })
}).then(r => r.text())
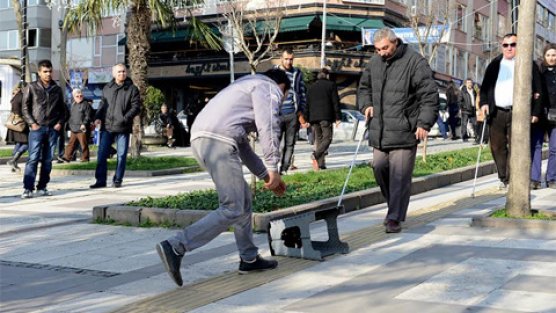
top-left (480, 54), bottom-right (544, 120)
top-left (306, 78), bottom-right (341, 123)
top-left (22, 80), bottom-right (67, 127)
top-left (95, 78), bottom-right (140, 133)
top-left (357, 41), bottom-right (439, 149)
top-left (68, 100), bottom-right (92, 132)
top-left (540, 64), bottom-right (556, 111)
top-left (5, 91), bottom-right (28, 144)
top-left (460, 87), bottom-right (477, 115)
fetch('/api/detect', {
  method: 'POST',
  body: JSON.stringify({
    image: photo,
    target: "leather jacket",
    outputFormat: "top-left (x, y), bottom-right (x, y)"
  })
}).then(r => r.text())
top-left (22, 80), bottom-right (67, 127)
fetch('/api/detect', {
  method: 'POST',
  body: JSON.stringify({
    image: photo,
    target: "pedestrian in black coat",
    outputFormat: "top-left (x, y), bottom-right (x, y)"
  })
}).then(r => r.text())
top-left (306, 68), bottom-right (341, 170)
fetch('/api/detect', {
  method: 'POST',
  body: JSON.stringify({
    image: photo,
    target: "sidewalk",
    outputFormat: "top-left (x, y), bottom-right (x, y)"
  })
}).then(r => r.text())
top-left (1, 140), bottom-right (554, 313)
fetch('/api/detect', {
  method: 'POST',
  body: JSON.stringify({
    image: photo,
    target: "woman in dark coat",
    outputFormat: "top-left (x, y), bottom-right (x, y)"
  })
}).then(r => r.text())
top-left (5, 86), bottom-right (28, 172)
top-left (446, 81), bottom-right (462, 140)
top-left (538, 43), bottom-right (556, 189)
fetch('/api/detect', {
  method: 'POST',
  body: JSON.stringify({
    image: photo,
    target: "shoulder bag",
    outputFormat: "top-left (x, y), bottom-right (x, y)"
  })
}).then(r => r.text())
top-left (6, 113), bottom-right (26, 132)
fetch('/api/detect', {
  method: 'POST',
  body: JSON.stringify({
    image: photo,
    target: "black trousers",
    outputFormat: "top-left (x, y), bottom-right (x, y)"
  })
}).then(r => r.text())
top-left (312, 120), bottom-right (333, 168)
top-left (489, 109), bottom-right (512, 183)
top-left (372, 146), bottom-right (417, 222)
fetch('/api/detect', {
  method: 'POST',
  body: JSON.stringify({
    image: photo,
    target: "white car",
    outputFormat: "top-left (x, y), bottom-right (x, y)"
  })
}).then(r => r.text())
top-left (299, 109), bottom-right (367, 142)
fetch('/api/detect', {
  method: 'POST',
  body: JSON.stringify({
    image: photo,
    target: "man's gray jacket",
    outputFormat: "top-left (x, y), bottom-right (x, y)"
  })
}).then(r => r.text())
top-left (95, 78), bottom-right (140, 133)
top-left (357, 41), bottom-right (439, 149)
top-left (191, 74), bottom-right (283, 178)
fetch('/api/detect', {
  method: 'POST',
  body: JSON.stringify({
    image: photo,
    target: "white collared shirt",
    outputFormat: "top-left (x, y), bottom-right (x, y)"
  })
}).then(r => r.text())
top-left (494, 58), bottom-right (515, 109)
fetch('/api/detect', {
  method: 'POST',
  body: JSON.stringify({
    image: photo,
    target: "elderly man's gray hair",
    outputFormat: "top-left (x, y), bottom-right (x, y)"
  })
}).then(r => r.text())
top-left (72, 88), bottom-right (82, 95)
top-left (373, 27), bottom-right (398, 44)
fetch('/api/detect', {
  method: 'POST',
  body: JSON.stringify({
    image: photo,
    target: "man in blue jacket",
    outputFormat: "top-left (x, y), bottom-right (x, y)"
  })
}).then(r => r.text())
top-left (358, 28), bottom-right (438, 233)
top-left (275, 49), bottom-right (307, 174)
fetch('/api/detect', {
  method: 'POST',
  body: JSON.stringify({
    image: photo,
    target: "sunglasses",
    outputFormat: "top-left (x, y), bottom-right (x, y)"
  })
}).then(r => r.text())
top-left (502, 42), bottom-right (517, 48)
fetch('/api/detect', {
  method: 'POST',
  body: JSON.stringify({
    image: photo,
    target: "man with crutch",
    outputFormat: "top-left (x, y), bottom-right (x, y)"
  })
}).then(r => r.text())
top-left (358, 27), bottom-right (438, 233)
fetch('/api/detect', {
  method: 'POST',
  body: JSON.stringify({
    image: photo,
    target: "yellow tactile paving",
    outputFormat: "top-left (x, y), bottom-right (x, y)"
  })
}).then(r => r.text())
top-left (110, 188), bottom-right (503, 313)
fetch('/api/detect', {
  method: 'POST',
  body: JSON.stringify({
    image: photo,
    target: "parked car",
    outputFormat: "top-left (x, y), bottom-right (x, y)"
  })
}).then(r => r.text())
top-left (299, 109), bottom-right (367, 142)
top-left (176, 110), bottom-right (189, 133)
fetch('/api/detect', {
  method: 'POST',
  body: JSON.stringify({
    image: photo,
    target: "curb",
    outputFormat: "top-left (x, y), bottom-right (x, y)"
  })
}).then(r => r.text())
top-left (471, 216), bottom-right (556, 230)
top-left (52, 165), bottom-right (201, 177)
top-left (93, 161), bottom-right (498, 232)
top-left (471, 208), bottom-right (556, 231)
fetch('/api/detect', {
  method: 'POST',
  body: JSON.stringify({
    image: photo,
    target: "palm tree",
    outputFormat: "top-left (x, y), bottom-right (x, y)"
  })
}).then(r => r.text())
top-left (64, 0), bottom-right (220, 157)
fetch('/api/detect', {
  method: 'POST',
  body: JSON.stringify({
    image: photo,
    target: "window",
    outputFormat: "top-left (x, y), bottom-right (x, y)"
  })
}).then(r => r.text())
top-left (474, 13), bottom-right (483, 40)
top-left (456, 4), bottom-right (467, 32)
top-left (0, 0), bottom-right (39, 8)
top-left (497, 14), bottom-right (506, 37)
top-left (117, 34), bottom-right (125, 55)
top-left (535, 36), bottom-right (544, 59)
top-left (28, 29), bottom-right (37, 47)
top-left (0, 30), bottom-right (18, 50)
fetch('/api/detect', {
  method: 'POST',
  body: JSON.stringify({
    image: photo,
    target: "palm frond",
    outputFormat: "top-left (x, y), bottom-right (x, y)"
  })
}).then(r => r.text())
top-left (189, 16), bottom-right (222, 50)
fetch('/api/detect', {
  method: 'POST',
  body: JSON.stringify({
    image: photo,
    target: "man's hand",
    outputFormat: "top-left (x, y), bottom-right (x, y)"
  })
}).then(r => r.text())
top-left (53, 123), bottom-right (62, 132)
top-left (531, 116), bottom-right (539, 123)
top-left (481, 105), bottom-right (489, 118)
top-left (31, 123), bottom-right (40, 131)
top-left (264, 171), bottom-right (286, 196)
top-left (364, 107), bottom-right (373, 120)
top-left (335, 120), bottom-right (341, 128)
top-left (415, 127), bottom-right (428, 140)
top-left (80, 124), bottom-right (87, 132)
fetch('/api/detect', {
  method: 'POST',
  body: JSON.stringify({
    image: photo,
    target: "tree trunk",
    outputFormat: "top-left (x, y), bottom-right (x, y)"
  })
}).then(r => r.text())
top-left (11, 0), bottom-right (30, 83)
top-left (127, 1), bottom-right (151, 158)
top-left (507, 0), bottom-right (536, 217)
top-left (59, 3), bottom-right (69, 101)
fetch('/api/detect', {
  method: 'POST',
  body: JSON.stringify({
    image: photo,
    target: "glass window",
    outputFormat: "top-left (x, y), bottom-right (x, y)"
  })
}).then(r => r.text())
top-left (28, 29), bottom-right (37, 47)
top-left (0, 0), bottom-right (9, 9)
top-left (103, 35), bottom-right (117, 46)
top-left (456, 4), bottom-right (467, 32)
top-left (39, 28), bottom-right (51, 47)
top-left (0, 30), bottom-right (18, 50)
top-left (497, 14), bottom-right (506, 37)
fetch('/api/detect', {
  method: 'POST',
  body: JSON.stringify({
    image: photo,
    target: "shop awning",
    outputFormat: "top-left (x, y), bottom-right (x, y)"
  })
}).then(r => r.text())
top-left (118, 27), bottom-right (220, 45)
top-left (272, 15), bottom-right (384, 33)
top-left (326, 16), bottom-right (384, 32)
top-left (278, 15), bottom-right (318, 33)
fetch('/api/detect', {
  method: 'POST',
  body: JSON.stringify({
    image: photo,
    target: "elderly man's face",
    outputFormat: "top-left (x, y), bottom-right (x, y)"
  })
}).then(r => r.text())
top-left (374, 38), bottom-right (397, 60)
top-left (161, 106), bottom-right (168, 114)
top-left (112, 65), bottom-right (127, 84)
top-left (73, 92), bottom-right (84, 103)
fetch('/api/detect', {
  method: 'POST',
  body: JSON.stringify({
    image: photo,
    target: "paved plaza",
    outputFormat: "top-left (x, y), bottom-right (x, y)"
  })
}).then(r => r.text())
top-left (0, 139), bottom-right (555, 313)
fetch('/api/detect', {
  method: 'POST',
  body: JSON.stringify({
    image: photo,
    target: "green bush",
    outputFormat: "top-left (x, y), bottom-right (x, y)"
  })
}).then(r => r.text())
top-left (144, 86), bottom-right (166, 124)
top-left (130, 147), bottom-right (493, 213)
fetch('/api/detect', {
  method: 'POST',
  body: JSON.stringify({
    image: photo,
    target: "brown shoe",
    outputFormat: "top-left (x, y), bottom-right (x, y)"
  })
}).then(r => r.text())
top-left (385, 220), bottom-right (401, 233)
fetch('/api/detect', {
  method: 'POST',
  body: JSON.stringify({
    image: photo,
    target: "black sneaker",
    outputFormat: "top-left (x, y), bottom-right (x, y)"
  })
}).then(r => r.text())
top-left (238, 255), bottom-right (278, 274)
top-left (156, 240), bottom-right (183, 286)
top-left (111, 182), bottom-right (122, 188)
top-left (89, 182), bottom-right (106, 189)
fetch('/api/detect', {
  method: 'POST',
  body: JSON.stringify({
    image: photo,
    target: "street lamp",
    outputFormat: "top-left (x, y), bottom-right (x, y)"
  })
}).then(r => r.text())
top-left (20, 0), bottom-right (28, 86)
top-left (320, 0), bottom-right (327, 68)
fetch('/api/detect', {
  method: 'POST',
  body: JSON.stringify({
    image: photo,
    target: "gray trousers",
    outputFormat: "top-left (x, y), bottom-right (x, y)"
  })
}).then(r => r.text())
top-left (168, 137), bottom-right (258, 261)
top-left (372, 146), bottom-right (417, 222)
